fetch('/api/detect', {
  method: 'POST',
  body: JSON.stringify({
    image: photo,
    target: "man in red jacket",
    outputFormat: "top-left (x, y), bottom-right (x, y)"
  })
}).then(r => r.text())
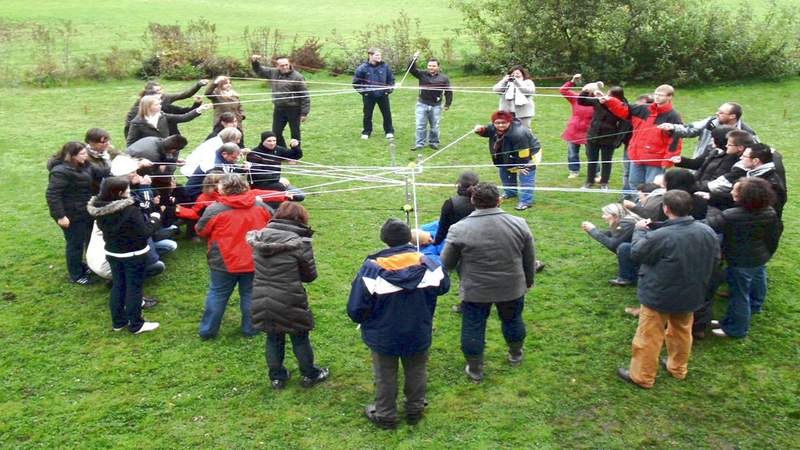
top-left (196, 174), bottom-right (273, 339)
top-left (600, 85), bottom-right (683, 191)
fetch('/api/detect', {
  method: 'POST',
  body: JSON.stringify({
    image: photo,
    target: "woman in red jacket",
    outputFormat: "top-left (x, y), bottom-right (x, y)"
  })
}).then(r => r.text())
top-left (196, 174), bottom-right (273, 339)
top-left (560, 74), bottom-right (595, 178)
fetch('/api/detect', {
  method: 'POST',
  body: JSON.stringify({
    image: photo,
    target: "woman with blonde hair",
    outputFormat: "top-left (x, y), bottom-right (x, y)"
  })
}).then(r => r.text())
top-left (126, 94), bottom-right (210, 146)
top-left (581, 203), bottom-right (641, 288)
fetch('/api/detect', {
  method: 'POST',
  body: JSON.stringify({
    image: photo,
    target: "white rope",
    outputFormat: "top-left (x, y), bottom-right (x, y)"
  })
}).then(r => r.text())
top-left (418, 129), bottom-right (476, 165)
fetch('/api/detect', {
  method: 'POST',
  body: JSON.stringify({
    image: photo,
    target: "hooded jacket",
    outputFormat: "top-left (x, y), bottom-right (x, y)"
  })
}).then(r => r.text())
top-left (87, 196), bottom-right (161, 255)
top-left (705, 206), bottom-right (779, 268)
top-left (605, 97), bottom-right (683, 167)
top-left (248, 219), bottom-right (317, 334)
top-left (560, 81), bottom-right (595, 144)
top-left (196, 190), bottom-right (272, 273)
top-left (347, 245), bottom-right (450, 356)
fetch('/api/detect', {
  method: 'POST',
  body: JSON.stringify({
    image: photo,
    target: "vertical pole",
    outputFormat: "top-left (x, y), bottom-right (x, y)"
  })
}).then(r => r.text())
top-left (404, 174), bottom-right (411, 225)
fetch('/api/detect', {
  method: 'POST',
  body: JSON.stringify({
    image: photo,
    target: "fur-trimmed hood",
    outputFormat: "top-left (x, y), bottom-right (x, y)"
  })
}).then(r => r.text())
top-left (87, 196), bottom-right (135, 217)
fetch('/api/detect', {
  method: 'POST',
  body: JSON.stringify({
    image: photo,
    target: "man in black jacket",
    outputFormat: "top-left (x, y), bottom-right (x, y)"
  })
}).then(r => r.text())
top-left (409, 52), bottom-right (452, 150)
top-left (618, 190), bottom-right (719, 388)
top-left (671, 127), bottom-right (749, 190)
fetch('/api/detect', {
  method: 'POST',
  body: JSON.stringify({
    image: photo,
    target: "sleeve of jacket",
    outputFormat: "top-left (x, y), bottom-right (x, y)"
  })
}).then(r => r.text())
top-left (162, 81), bottom-right (203, 104)
top-left (669, 117), bottom-right (709, 139)
top-left (604, 96), bottom-right (630, 120)
top-left (124, 102), bottom-right (138, 137)
top-left (386, 66), bottom-right (395, 94)
top-left (165, 100), bottom-right (201, 114)
top-left (164, 109), bottom-right (201, 125)
top-left (493, 78), bottom-right (508, 94)
top-left (346, 263), bottom-right (374, 324)
top-left (440, 226), bottom-right (463, 271)
top-left (517, 79), bottom-right (535, 95)
top-left (298, 76), bottom-right (311, 116)
top-left (126, 124), bottom-right (141, 147)
top-left (443, 76), bottom-right (453, 107)
top-left (352, 64), bottom-right (366, 92)
top-left (195, 205), bottom-right (219, 238)
top-left (559, 81), bottom-right (578, 106)
top-left (522, 228), bottom-right (536, 288)
top-left (674, 154), bottom-right (706, 170)
top-left (408, 60), bottom-right (421, 79)
top-left (45, 170), bottom-right (68, 220)
top-left (588, 228), bottom-right (620, 252)
top-left (251, 60), bottom-right (277, 79)
top-left (297, 238), bottom-right (318, 283)
top-left (630, 228), bottom-right (664, 266)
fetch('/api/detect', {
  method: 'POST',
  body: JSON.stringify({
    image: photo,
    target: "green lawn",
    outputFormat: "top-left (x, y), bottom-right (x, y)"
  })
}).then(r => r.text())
top-left (0, 68), bottom-right (798, 448)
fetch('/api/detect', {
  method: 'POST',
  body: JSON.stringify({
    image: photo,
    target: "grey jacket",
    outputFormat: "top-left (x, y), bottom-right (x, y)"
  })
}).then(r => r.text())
top-left (671, 117), bottom-right (758, 158)
top-left (631, 216), bottom-right (720, 313)
top-left (441, 207), bottom-right (535, 303)
top-left (493, 77), bottom-right (536, 119)
top-left (251, 61), bottom-right (311, 116)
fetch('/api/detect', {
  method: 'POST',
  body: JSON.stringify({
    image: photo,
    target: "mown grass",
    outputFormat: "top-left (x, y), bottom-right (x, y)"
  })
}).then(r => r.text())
top-left (0, 70), bottom-right (798, 448)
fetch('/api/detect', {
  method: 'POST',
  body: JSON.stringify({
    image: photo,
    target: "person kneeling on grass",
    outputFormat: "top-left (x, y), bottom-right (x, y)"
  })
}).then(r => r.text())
top-left (347, 219), bottom-right (450, 429)
top-left (247, 202), bottom-right (330, 389)
top-left (581, 203), bottom-right (642, 289)
top-left (196, 174), bottom-right (273, 339)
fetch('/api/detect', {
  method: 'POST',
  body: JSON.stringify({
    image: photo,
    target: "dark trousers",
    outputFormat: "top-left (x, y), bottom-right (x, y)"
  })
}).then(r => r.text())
top-left (266, 331), bottom-right (321, 381)
top-left (371, 350), bottom-right (429, 421)
top-left (694, 264), bottom-right (725, 332)
top-left (107, 253), bottom-right (147, 332)
top-left (61, 216), bottom-right (93, 281)
top-left (461, 297), bottom-right (526, 357)
top-left (616, 242), bottom-right (639, 282)
top-left (362, 95), bottom-right (394, 135)
top-left (272, 106), bottom-right (302, 148)
top-left (586, 143), bottom-right (616, 184)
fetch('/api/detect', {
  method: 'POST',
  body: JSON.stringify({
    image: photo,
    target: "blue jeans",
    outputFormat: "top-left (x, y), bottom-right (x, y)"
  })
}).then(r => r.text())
top-left (199, 270), bottom-right (256, 338)
top-left (266, 331), bottom-right (321, 381)
top-left (722, 266), bottom-right (767, 337)
top-left (107, 253), bottom-right (147, 332)
top-left (461, 297), bottom-right (526, 357)
top-left (622, 146), bottom-right (635, 199)
top-left (567, 142), bottom-right (581, 172)
top-left (628, 162), bottom-right (664, 190)
top-left (616, 242), bottom-right (638, 282)
top-left (497, 166), bottom-right (536, 205)
top-left (415, 102), bottom-right (442, 147)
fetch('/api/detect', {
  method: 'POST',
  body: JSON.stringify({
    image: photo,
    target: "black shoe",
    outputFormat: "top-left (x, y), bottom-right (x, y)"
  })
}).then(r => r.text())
top-left (72, 275), bottom-right (96, 285)
top-left (465, 357), bottom-right (484, 383)
top-left (429, 143), bottom-right (439, 150)
top-left (301, 367), bottom-right (330, 388)
top-left (364, 404), bottom-right (397, 430)
top-left (141, 296), bottom-right (158, 309)
top-left (406, 412), bottom-right (424, 425)
top-left (692, 330), bottom-right (705, 340)
top-left (271, 371), bottom-right (291, 390)
top-left (581, 182), bottom-right (594, 189)
top-left (616, 368), bottom-right (644, 388)
top-left (608, 278), bottom-right (634, 287)
top-left (535, 260), bottom-right (545, 273)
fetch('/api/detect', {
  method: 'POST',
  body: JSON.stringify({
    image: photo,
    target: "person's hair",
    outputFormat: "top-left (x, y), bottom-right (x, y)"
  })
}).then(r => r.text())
top-left (711, 126), bottom-right (734, 149)
top-left (201, 169), bottom-right (225, 195)
top-left (637, 182), bottom-right (660, 193)
top-left (218, 173), bottom-right (248, 195)
top-left (662, 190), bottom-right (693, 217)
top-left (735, 177), bottom-right (776, 211)
top-left (98, 176), bottom-right (130, 201)
top-left (428, 58), bottom-right (439, 65)
top-left (219, 142), bottom-right (240, 155)
top-left (747, 143), bottom-right (773, 163)
top-left (506, 65), bottom-right (530, 80)
top-left (664, 168), bottom-right (697, 193)
top-left (138, 94), bottom-right (161, 118)
top-left (85, 128), bottom-right (110, 144)
top-left (456, 171), bottom-right (480, 196)
top-left (608, 86), bottom-right (625, 100)
top-left (214, 75), bottom-right (230, 86)
top-left (139, 81), bottom-right (160, 97)
top-left (726, 129), bottom-right (755, 148)
top-left (163, 134), bottom-right (188, 151)
top-left (367, 47), bottom-right (380, 56)
top-left (275, 55), bottom-right (290, 63)
top-left (725, 102), bottom-right (743, 119)
top-left (601, 203), bottom-right (641, 229)
top-left (55, 141), bottom-right (86, 167)
top-left (219, 111), bottom-right (237, 124)
top-left (273, 202), bottom-right (310, 225)
top-left (636, 93), bottom-right (654, 104)
top-left (218, 127), bottom-right (242, 144)
top-left (469, 182), bottom-right (500, 209)
top-left (655, 84), bottom-right (675, 96)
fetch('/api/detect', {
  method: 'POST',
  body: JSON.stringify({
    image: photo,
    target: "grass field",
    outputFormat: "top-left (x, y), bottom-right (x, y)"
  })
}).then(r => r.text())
top-left (0, 70), bottom-right (798, 447)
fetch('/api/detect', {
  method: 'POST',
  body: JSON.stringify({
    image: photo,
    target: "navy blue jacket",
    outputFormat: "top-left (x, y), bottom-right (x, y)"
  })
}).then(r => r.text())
top-left (347, 245), bottom-right (450, 356)
top-left (476, 120), bottom-right (541, 171)
top-left (353, 61), bottom-right (395, 98)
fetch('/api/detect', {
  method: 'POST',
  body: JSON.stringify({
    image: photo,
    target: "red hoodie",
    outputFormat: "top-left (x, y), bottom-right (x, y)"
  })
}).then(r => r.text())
top-left (606, 97), bottom-right (683, 167)
top-left (195, 190), bottom-right (272, 273)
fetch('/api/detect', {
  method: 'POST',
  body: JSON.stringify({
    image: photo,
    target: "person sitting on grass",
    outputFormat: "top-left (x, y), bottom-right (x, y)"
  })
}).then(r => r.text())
top-left (347, 219), bottom-right (450, 429)
top-left (196, 174), bottom-right (272, 339)
top-left (247, 202), bottom-right (330, 390)
top-left (581, 203), bottom-right (642, 289)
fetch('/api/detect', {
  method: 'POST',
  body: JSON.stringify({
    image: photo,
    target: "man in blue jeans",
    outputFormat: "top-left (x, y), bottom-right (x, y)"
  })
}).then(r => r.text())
top-left (441, 182), bottom-right (536, 382)
top-left (408, 52), bottom-right (452, 150)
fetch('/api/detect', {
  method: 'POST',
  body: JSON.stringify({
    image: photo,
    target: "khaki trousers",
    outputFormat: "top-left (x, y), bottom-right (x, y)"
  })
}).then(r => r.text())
top-left (629, 305), bottom-right (694, 388)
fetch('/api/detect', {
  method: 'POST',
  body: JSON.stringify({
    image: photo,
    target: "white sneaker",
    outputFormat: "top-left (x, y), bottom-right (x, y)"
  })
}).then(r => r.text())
top-left (710, 320), bottom-right (721, 329)
top-left (568, 171), bottom-right (579, 179)
top-left (134, 322), bottom-right (160, 334)
top-left (112, 326), bottom-right (125, 332)
top-left (361, 134), bottom-right (369, 140)
top-left (385, 133), bottom-right (394, 139)
top-left (711, 328), bottom-right (729, 338)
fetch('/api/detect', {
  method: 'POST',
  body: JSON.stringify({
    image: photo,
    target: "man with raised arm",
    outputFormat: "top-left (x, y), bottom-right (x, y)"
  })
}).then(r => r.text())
top-left (250, 55), bottom-right (311, 148)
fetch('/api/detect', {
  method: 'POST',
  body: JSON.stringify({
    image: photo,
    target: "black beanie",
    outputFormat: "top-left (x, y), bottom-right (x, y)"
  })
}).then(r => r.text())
top-left (380, 219), bottom-right (411, 247)
top-left (260, 131), bottom-right (276, 142)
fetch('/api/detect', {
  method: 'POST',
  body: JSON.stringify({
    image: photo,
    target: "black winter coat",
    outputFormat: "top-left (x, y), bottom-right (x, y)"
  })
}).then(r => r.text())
top-left (126, 110), bottom-right (200, 146)
top-left (706, 206), bottom-right (779, 267)
top-left (675, 148), bottom-right (740, 189)
top-left (247, 143), bottom-right (302, 188)
top-left (433, 194), bottom-right (474, 245)
top-left (247, 219), bottom-right (317, 334)
top-left (123, 81), bottom-right (205, 137)
top-left (87, 197), bottom-right (161, 254)
top-left (577, 95), bottom-right (627, 147)
top-left (45, 160), bottom-right (96, 221)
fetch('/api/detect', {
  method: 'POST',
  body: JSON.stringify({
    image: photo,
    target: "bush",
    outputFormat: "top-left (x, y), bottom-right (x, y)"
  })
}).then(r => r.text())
top-left (140, 19), bottom-right (220, 79)
top-left (455, 0), bottom-right (800, 83)
top-left (198, 56), bottom-right (249, 78)
top-left (291, 38), bottom-right (325, 72)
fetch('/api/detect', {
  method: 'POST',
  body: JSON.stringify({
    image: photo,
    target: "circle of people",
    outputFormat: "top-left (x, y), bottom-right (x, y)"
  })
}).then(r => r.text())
top-left (45, 49), bottom-right (788, 427)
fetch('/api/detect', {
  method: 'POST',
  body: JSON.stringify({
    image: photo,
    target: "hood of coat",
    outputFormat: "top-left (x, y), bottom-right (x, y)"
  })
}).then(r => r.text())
top-left (247, 219), bottom-right (310, 257)
top-left (218, 190), bottom-right (257, 209)
top-left (87, 196), bottom-right (135, 217)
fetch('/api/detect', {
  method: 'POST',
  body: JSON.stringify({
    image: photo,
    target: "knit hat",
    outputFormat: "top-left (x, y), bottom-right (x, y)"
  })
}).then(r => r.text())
top-left (260, 131), bottom-right (276, 142)
top-left (491, 110), bottom-right (514, 123)
top-left (380, 219), bottom-right (412, 247)
top-left (110, 155), bottom-right (139, 176)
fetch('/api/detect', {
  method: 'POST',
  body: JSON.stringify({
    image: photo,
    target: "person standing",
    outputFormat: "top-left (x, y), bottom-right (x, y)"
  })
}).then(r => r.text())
top-left (659, 102), bottom-right (758, 158)
top-left (577, 86), bottom-right (627, 189)
top-left (250, 55), bottom-right (310, 148)
top-left (353, 48), bottom-right (395, 140)
top-left (441, 183), bottom-right (536, 383)
top-left (408, 52), bottom-right (452, 150)
top-left (492, 65), bottom-right (535, 129)
top-left (617, 190), bottom-right (719, 389)
top-left (559, 74), bottom-right (595, 178)
top-left (348, 219), bottom-right (450, 428)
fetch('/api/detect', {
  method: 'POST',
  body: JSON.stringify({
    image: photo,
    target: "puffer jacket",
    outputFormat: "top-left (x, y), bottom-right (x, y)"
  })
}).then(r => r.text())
top-left (559, 81), bottom-right (594, 144)
top-left (251, 60), bottom-right (311, 115)
top-left (706, 206), bottom-right (780, 267)
top-left (87, 196), bottom-right (161, 255)
top-left (630, 217), bottom-right (720, 313)
top-left (196, 190), bottom-right (273, 273)
top-left (247, 219), bottom-right (317, 333)
top-left (605, 97), bottom-right (683, 167)
top-left (46, 160), bottom-right (95, 221)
